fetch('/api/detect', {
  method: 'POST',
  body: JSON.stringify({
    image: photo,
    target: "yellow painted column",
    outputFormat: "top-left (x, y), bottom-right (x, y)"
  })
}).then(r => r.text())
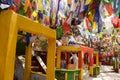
top-left (47, 38), bottom-right (56, 80)
top-left (96, 53), bottom-right (99, 67)
top-left (79, 68), bottom-right (83, 80)
top-left (65, 73), bottom-right (67, 80)
top-left (56, 49), bottom-right (61, 69)
top-left (24, 43), bottom-right (32, 80)
top-left (0, 10), bottom-right (18, 80)
top-left (89, 66), bottom-right (93, 76)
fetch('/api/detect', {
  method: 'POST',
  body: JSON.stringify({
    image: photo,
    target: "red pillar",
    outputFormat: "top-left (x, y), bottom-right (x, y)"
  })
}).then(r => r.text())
top-left (78, 51), bottom-right (83, 68)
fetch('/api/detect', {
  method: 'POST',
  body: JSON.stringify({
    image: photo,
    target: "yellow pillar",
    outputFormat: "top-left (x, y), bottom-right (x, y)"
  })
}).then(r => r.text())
top-left (47, 38), bottom-right (56, 80)
top-left (0, 10), bottom-right (18, 80)
top-left (65, 73), bottom-right (67, 80)
top-left (56, 49), bottom-right (61, 69)
top-left (89, 66), bottom-right (93, 76)
top-left (96, 53), bottom-right (99, 67)
top-left (24, 43), bottom-right (32, 80)
top-left (79, 68), bottom-right (83, 80)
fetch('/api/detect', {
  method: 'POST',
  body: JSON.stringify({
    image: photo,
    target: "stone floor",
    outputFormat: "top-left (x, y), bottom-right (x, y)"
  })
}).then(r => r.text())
top-left (83, 65), bottom-right (120, 80)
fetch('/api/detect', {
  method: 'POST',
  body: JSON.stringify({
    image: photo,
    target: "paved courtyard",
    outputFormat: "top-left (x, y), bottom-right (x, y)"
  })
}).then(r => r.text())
top-left (83, 65), bottom-right (120, 80)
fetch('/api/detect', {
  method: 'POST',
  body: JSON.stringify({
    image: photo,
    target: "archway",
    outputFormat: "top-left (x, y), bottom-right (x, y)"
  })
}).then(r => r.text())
top-left (78, 46), bottom-right (94, 79)
top-left (56, 46), bottom-right (94, 80)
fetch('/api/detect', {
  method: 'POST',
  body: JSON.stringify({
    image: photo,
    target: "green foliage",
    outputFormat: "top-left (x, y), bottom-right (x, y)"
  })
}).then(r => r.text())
top-left (56, 26), bottom-right (63, 39)
top-left (16, 34), bottom-right (26, 55)
top-left (40, 40), bottom-right (47, 51)
top-left (16, 40), bottom-right (26, 55)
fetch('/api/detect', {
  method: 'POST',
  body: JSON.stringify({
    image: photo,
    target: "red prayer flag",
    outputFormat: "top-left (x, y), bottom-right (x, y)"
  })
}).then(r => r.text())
top-left (62, 22), bottom-right (72, 35)
top-left (111, 16), bottom-right (119, 28)
top-left (104, 3), bottom-right (114, 16)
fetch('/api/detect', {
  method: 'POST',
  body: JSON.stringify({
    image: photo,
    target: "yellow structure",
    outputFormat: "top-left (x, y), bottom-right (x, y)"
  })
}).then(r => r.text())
top-left (94, 52), bottom-right (99, 67)
top-left (56, 46), bottom-right (97, 80)
top-left (0, 10), bottom-right (56, 80)
top-left (56, 46), bottom-right (82, 80)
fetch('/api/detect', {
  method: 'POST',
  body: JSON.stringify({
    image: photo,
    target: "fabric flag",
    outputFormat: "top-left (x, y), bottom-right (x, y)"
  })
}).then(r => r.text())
top-left (111, 16), bottom-right (119, 28)
top-left (32, 11), bottom-right (37, 18)
top-left (104, 3), bottom-right (114, 16)
top-left (80, 0), bottom-right (85, 12)
top-left (55, 0), bottom-right (60, 25)
top-left (118, 19), bottom-right (120, 28)
top-left (98, 2), bottom-right (103, 33)
top-left (99, 1), bottom-right (109, 21)
top-left (52, 0), bottom-right (58, 13)
top-left (71, 0), bottom-right (78, 12)
top-left (88, 9), bottom-right (95, 21)
top-left (76, 3), bottom-right (81, 17)
top-left (1, 0), bottom-right (13, 5)
top-left (50, 0), bottom-right (53, 25)
top-left (86, 17), bottom-right (91, 29)
top-left (66, 12), bottom-right (73, 25)
top-left (9, 6), bottom-right (18, 12)
top-left (68, 0), bottom-right (71, 5)
top-left (62, 22), bottom-right (72, 35)
top-left (85, 0), bottom-right (93, 5)
top-left (33, 1), bottom-right (37, 10)
top-left (28, 9), bottom-right (32, 18)
top-left (98, 16), bottom-right (102, 33)
top-left (0, 3), bottom-right (10, 9)
top-left (24, 0), bottom-right (30, 12)
top-left (100, 32), bottom-right (103, 38)
top-left (62, 11), bottom-right (72, 35)
top-left (38, 0), bottom-right (43, 10)
top-left (89, 1), bottom-right (99, 9)
top-left (94, 6), bottom-right (99, 22)
top-left (14, 0), bottom-right (20, 7)
top-left (113, 0), bottom-right (119, 13)
top-left (102, 0), bottom-right (113, 3)
top-left (92, 21), bottom-right (97, 30)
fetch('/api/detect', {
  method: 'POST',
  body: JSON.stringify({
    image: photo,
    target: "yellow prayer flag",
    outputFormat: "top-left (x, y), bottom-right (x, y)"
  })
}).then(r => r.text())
top-left (68, 0), bottom-right (71, 4)
top-left (100, 32), bottom-right (103, 38)
top-left (79, 0), bottom-right (82, 2)
top-left (88, 10), bottom-right (95, 21)
top-left (85, 0), bottom-right (93, 5)
top-left (24, 0), bottom-right (30, 12)
top-left (32, 11), bottom-right (37, 18)
top-left (93, 22), bottom-right (97, 30)
top-left (38, 0), bottom-right (43, 10)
